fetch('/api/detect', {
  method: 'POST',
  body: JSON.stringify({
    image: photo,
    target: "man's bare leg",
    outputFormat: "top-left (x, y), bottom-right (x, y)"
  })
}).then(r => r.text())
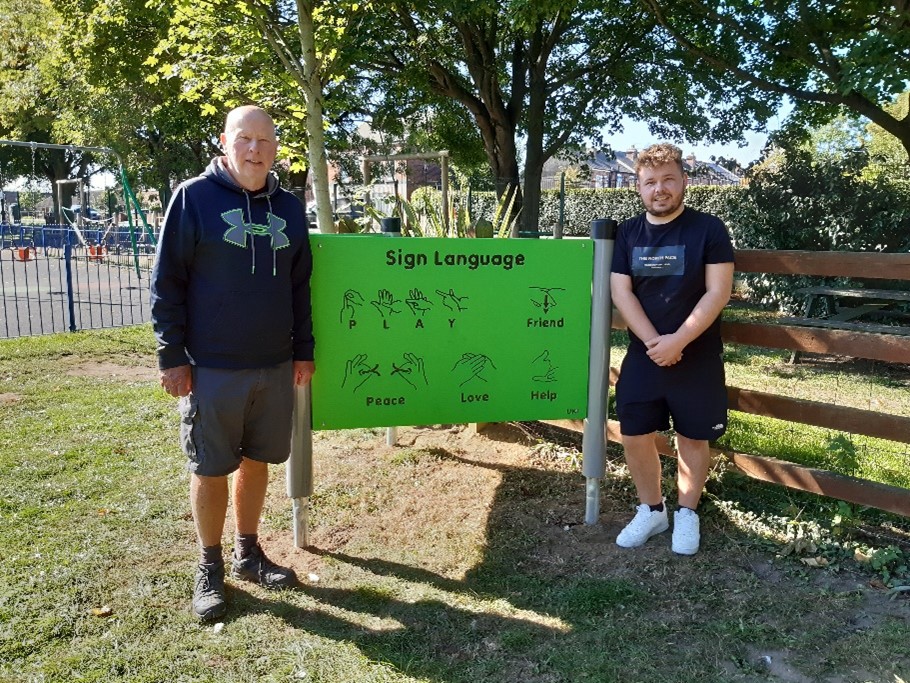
top-left (230, 457), bottom-right (296, 587)
top-left (675, 435), bottom-right (711, 509)
top-left (190, 472), bottom-right (229, 619)
top-left (622, 432), bottom-right (663, 505)
top-left (190, 473), bottom-right (229, 548)
top-left (233, 457), bottom-right (268, 536)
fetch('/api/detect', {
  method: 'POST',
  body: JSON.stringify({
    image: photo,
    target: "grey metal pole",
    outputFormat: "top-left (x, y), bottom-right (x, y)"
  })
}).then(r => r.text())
top-left (0, 139), bottom-right (122, 165)
top-left (380, 217), bottom-right (401, 446)
top-left (582, 218), bottom-right (617, 525)
top-left (287, 384), bottom-right (314, 548)
top-left (439, 152), bottom-right (450, 236)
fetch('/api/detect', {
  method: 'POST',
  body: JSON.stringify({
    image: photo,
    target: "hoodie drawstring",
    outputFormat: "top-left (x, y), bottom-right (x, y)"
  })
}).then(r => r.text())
top-left (245, 191), bottom-right (256, 275)
top-left (267, 196), bottom-right (276, 276)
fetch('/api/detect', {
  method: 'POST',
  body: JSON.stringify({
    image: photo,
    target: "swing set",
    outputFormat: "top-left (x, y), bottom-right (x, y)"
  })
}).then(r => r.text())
top-left (0, 139), bottom-right (155, 274)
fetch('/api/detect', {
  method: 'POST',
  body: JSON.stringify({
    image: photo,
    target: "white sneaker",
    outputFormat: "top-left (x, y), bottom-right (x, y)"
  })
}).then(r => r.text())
top-left (672, 508), bottom-right (700, 555)
top-left (616, 501), bottom-right (669, 548)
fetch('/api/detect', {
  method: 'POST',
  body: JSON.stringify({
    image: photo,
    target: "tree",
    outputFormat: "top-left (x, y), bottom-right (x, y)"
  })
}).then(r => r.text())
top-left (53, 0), bottom-right (228, 205)
top-left (238, 0), bottom-right (376, 231)
top-left (144, 0), bottom-right (376, 232)
top-left (639, 0), bottom-right (910, 158)
top-left (359, 0), bottom-right (775, 234)
top-left (0, 0), bottom-right (96, 215)
top-left (864, 92), bottom-right (910, 181)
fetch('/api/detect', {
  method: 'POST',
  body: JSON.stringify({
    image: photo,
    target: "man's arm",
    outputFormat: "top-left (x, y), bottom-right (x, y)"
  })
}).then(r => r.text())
top-left (644, 262), bottom-right (734, 367)
top-left (610, 272), bottom-right (661, 347)
top-left (150, 186), bottom-right (196, 393)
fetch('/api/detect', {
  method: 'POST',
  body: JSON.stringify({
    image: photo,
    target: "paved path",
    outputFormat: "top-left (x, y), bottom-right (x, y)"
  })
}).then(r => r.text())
top-left (0, 248), bottom-right (151, 338)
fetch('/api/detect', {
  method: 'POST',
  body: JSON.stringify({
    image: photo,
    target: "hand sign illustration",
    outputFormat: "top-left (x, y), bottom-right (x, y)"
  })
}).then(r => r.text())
top-left (371, 289), bottom-right (403, 318)
top-left (530, 287), bottom-right (565, 314)
top-left (532, 350), bottom-right (558, 383)
top-left (405, 288), bottom-right (433, 317)
top-left (436, 288), bottom-right (469, 312)
top-left (390, 352), bottom-right (428, 389)
top-left (340, 289), bottom-right (365, 323)
top-left (342, 353), bottom-right (380, 392)
top-left (452, 352), bottom-right (496, 387)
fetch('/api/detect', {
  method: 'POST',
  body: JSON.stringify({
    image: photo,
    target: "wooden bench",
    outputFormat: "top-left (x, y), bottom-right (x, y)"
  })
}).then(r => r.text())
top-left (784, 286), bottom-right (910, 362)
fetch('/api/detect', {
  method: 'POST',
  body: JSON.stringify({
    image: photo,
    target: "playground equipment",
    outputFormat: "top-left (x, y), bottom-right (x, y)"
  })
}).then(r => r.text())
top-left (9, 245), bottom-right (36, 261)
top-left (0, 139), bottom-right (155, 275)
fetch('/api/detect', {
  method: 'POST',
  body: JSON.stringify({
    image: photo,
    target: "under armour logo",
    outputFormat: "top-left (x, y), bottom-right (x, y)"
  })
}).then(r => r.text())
top-left (221, 209), bottom-right (289, 250)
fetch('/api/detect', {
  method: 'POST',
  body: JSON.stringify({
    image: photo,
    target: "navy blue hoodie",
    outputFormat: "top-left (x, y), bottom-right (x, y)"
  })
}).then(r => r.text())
top-left (151, 158), bottom-right (314, 370)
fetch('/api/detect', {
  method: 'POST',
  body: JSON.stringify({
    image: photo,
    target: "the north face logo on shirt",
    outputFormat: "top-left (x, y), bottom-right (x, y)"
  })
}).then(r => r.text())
top-left (631, 245), bottom-right (685, 276)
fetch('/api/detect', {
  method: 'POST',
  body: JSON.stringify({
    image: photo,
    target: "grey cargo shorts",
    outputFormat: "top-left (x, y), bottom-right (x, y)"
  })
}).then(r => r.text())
top-left (178, 361), bottom-right (294, 477)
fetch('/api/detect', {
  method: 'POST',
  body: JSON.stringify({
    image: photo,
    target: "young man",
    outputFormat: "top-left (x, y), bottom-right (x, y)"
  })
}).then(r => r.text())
top-left (610, 143), bottom-right (734, 555)
top-left (151, 105), bottom-right (315, 619)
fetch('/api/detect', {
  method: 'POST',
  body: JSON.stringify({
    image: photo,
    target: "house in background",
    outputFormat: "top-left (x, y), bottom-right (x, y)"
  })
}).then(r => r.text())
top-left (541, 146), bottom-right (743, 189)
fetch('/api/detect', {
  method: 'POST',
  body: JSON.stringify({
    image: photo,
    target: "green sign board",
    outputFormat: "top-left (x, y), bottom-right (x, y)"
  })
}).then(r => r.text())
top-left (310, 235), bottom-right (593, 429)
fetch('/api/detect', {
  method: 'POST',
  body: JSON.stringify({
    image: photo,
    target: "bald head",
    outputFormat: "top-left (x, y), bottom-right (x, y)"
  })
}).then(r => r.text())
top-left (224, 105), bottom-right (275, 138)
top-left (220, 106), bottom-right (278, 191)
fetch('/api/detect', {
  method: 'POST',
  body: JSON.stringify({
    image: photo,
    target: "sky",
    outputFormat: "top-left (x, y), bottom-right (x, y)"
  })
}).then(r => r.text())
top-left (601, 108), bottom-right (794, 166)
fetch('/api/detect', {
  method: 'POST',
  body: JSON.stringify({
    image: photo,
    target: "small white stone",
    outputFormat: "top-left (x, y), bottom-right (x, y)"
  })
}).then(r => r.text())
top-left (307, 573), bottom-right (320, 583)
top-left (213, 622), bottom-right (224, 634)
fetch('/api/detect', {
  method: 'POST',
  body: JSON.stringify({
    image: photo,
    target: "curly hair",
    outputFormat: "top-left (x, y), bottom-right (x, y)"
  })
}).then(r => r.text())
top-left (634, 143), bottom-right (684, 176)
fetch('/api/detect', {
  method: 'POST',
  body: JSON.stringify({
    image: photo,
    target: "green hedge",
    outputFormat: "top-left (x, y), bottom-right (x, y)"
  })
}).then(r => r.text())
top-left (457, 173), bottom-right (910, 311)
top-left (462, 185), bottom-right (745, 236)
top-left (415, 173), bottom-right (910, 311)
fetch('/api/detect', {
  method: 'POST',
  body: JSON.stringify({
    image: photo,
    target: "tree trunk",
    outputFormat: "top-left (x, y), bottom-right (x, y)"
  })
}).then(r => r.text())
top-left (521, 66), bottom-right (548, 237)
top-left (42, 152), bottom-right (77, 221)
top-left (297, 0), bottom-right (335, 234)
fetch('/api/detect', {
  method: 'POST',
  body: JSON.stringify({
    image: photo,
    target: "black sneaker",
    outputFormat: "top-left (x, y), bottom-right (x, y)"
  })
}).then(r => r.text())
top-left (231, 544), bottom-right (297, 589)
top-left (193, 560), bottom-right (227, 620)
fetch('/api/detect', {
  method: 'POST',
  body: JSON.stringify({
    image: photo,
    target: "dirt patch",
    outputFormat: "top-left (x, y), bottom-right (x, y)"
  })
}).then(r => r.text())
top-left (63, 358), bottom-right (158, 382)
top-left (0, 393), bottom-right (21, 404)
top-left (244, 422), bottom-right (910, 680)
top-left (267, 421), bottom-right (908, 588)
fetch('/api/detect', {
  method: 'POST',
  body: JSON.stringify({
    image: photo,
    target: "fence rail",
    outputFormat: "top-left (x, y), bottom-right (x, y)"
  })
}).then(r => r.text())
top-left (0, 223), bottom-right (153, 338)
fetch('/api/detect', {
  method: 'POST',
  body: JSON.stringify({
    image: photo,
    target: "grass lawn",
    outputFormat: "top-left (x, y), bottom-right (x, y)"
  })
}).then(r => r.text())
top-left (1, 326), bottom-right (908, 683)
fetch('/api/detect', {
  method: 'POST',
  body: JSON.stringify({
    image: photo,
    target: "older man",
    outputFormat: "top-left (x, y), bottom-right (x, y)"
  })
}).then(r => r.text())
top-left (151, 105), bottom-right (315, 619)
top-left (610, 143), bottom-right (734, 555)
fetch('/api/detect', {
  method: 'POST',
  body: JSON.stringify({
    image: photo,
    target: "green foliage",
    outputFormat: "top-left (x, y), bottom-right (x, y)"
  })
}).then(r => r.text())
top-left (863, 92), bottom-right (910, 182)
top-left (734, 146), bottom-right (910, 310)
top-left (359, 0), bottom-right (775, 234)
top-left (467, 185), bottom-right (745, 236)
top-left (644, 0), bottom-right (910, 158)
top-left (0, 0), bottom-right (100, 200)
top-left (867, 546), bottom-right (909, 586)
top-left (406, 186), bottom-right (518, 238)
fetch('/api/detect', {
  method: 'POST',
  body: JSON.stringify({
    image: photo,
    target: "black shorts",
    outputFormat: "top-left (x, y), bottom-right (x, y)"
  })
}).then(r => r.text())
top-left (178, 361), bottom-right (294, 477)
top-left (615, 349), bottom-right (728, 441)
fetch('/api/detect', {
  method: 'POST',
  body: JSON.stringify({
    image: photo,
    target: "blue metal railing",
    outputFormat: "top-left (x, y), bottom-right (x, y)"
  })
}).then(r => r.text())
top-left (0, 223), bottom-right (153, 338)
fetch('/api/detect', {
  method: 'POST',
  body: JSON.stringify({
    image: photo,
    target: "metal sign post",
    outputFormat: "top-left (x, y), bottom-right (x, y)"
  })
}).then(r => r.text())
top-left (582, 218), bottom-right (617, 525)
top-left (287, 384), bottom-right (314, 549)
top-left (381, 217), bottom-right (401, 446)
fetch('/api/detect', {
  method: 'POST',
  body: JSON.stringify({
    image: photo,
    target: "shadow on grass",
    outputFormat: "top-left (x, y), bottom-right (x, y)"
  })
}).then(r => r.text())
top-left (233, 443), bottom-right (690, 682)
top-left (233, 435), bottom-right (910, 682)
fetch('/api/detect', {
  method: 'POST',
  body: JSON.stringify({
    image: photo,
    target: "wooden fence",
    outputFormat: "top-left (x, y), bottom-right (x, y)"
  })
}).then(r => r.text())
top-left (556, 249), bottom-right (910, 517)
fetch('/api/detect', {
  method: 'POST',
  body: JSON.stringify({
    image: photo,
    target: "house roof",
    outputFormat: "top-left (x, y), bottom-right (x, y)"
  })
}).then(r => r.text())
top-left (543, 146), bottom-right (743, 184)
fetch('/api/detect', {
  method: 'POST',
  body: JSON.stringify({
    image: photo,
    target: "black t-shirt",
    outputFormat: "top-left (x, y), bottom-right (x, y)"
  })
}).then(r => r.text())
top-left (611, 207), bottom-right (735, 356)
